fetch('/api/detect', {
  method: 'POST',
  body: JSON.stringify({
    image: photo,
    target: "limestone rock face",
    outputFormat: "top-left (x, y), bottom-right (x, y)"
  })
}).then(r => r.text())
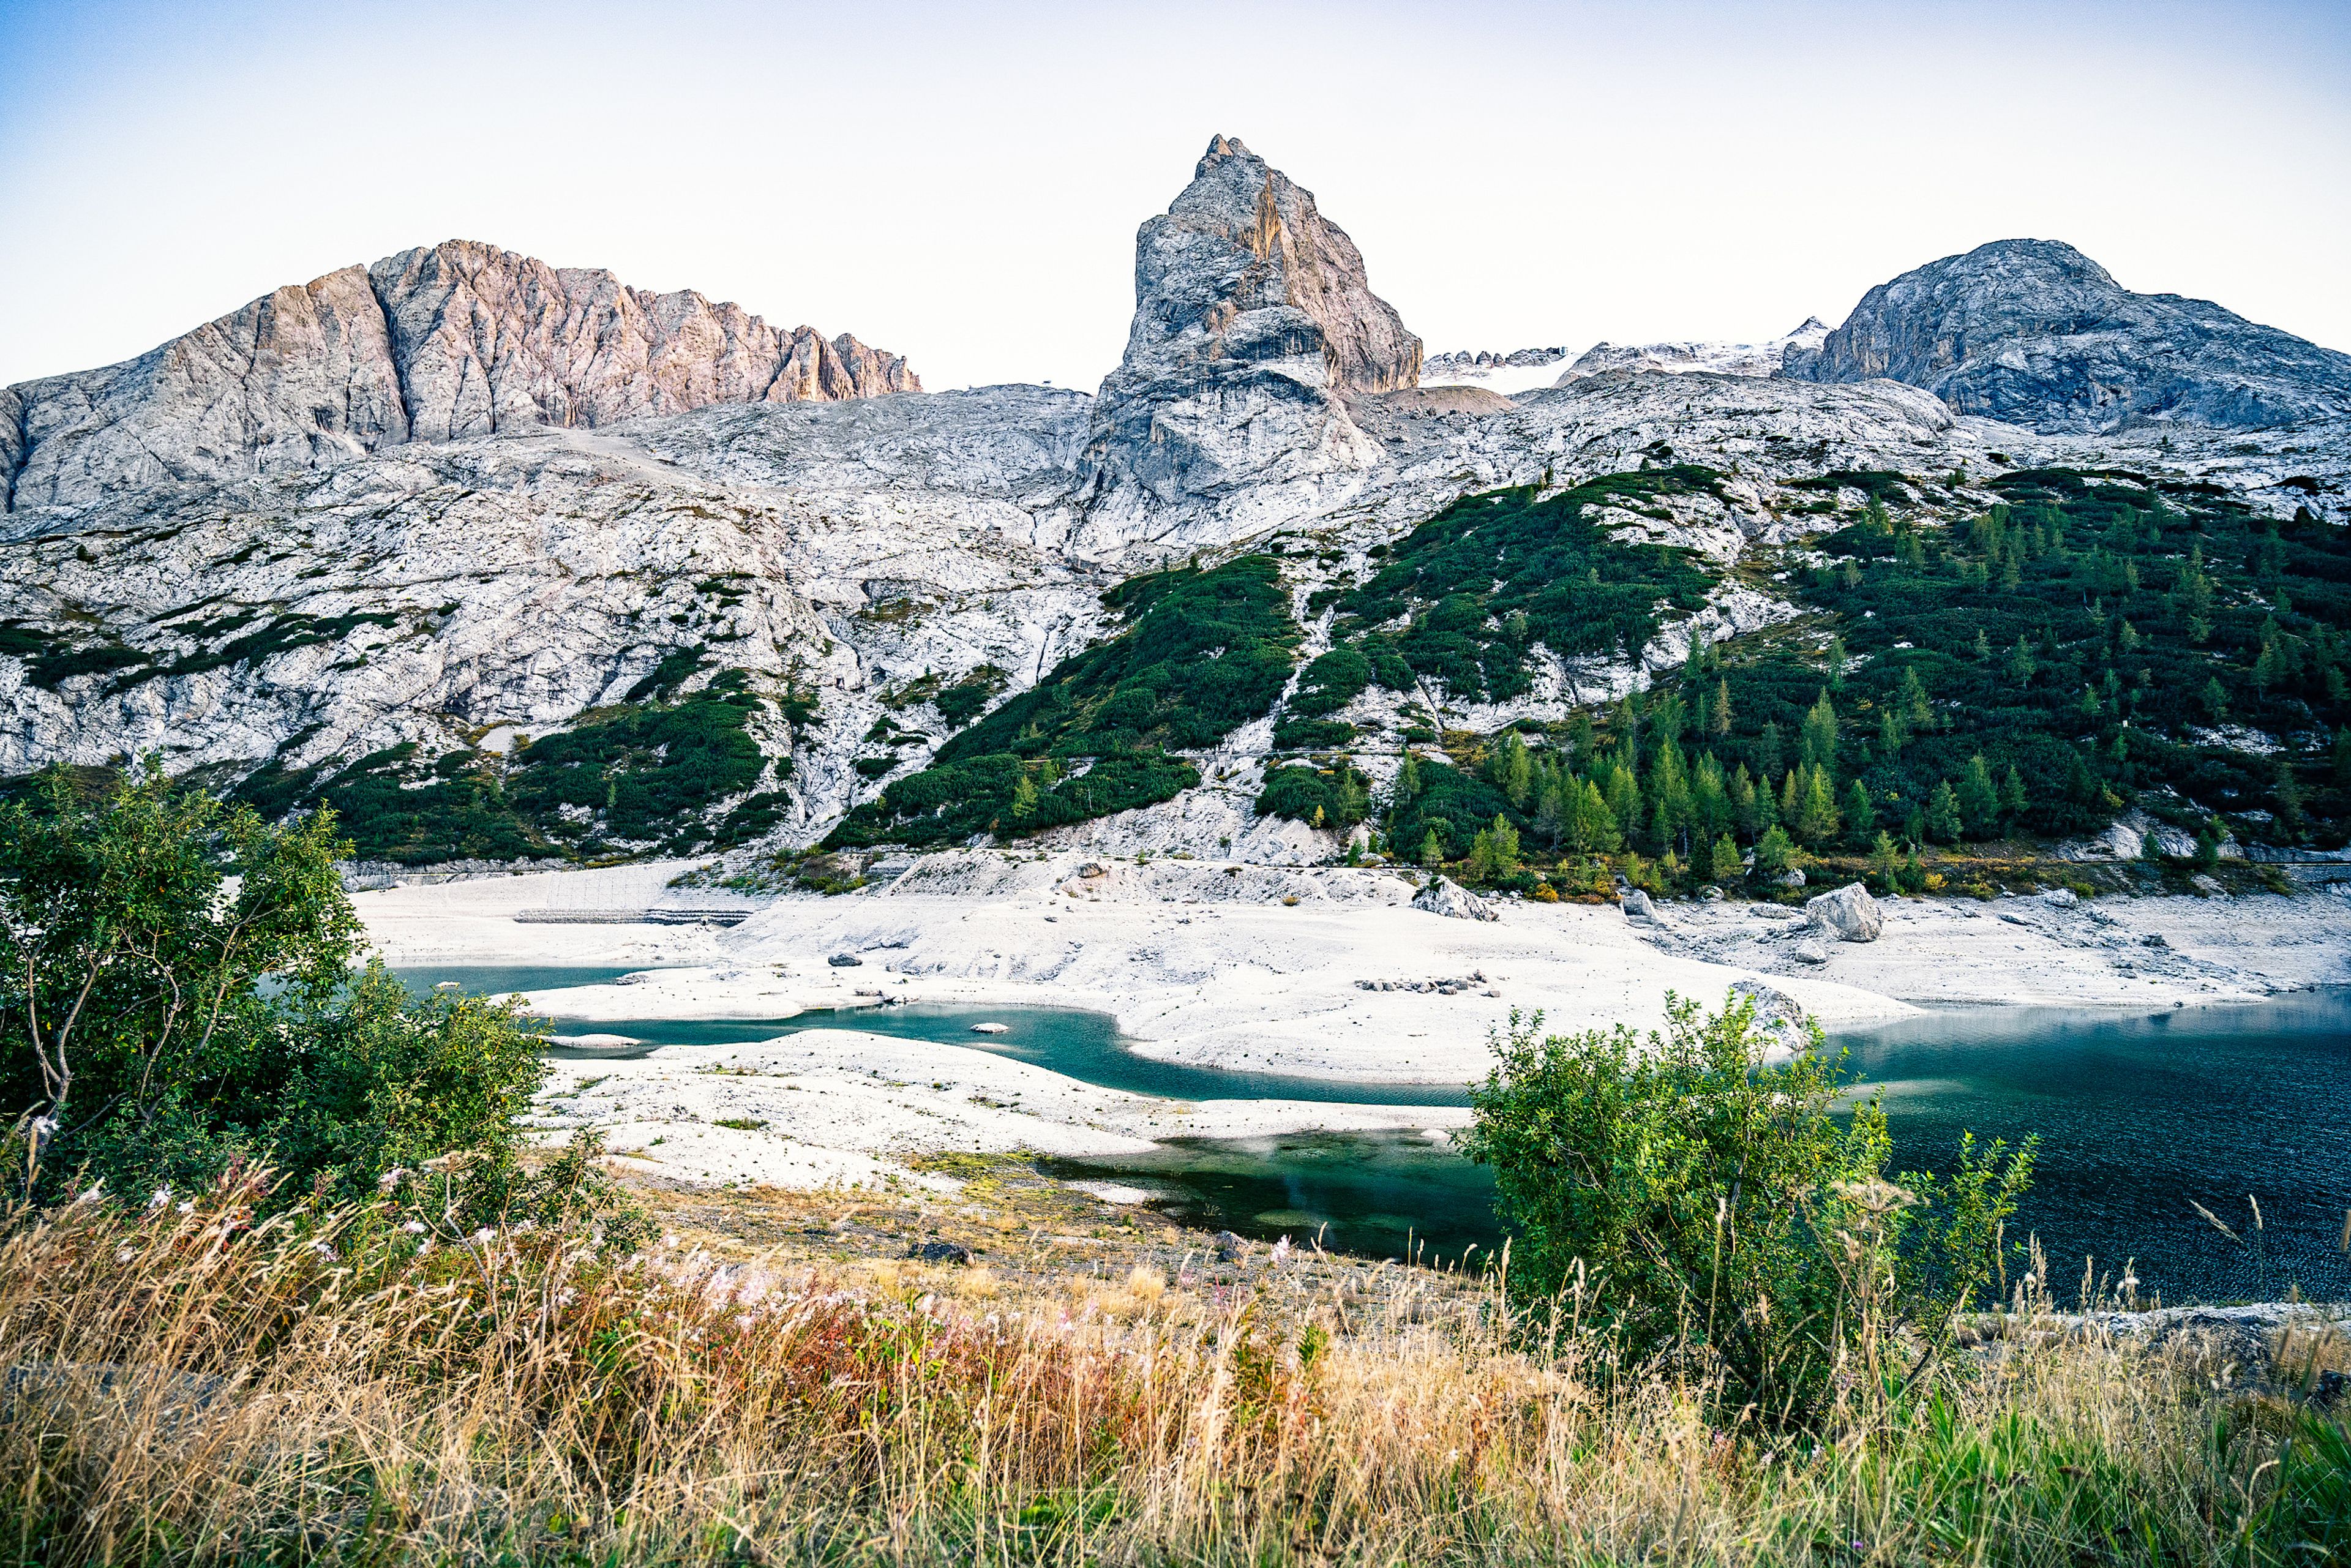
top-left (1804, 882), bottom-right (1883, 943)
top-left (2, 241), bottom-right (917, 512)
top-left (1781, 239), bottom-right (2351, 433)
top-left (1079, 136), bottom-right (1420, 554)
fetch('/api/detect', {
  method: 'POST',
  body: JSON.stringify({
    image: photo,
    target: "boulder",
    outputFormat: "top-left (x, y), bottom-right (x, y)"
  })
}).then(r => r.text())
top-left (1792, 940), bottom-right (1832, 966)
top-left (1620, 888), bottom-right (1664, 925)
top-left (1730, 978), bottom-right (1811, 1057)
top-left (906, 1240), bottom-right (973, 1266)
top-left (1775, 868), bottom-right (1807, 888)
top-left (1804, 882), bottom-right (1883, 942)
top-left (827, 953), bottom-right (863, 967)
top-left (1412, 876), bottom-right (1499, 922)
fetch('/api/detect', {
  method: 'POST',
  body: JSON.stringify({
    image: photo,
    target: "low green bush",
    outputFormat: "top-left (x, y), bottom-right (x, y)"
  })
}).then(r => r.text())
top-left (1459, 993), bottom-right (2034, 1426)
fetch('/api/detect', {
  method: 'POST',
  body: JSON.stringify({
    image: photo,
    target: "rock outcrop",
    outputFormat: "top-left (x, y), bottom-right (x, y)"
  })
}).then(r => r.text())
top-left (1780, 239), bottom-right (2351, 433)
top-left (1412, 876), bottom-right (1498, 922)
top-left (1804, 882), bottom-right (1883, 942)
top-left (1078, 135), bottom-right (1420, 552)
top-left (2, 240), bottom-right (918, 512)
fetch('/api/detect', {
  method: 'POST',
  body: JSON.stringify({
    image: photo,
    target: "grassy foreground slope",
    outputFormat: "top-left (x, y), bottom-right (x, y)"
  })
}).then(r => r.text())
top-left (4, 1163), bottom-right (2344, 1566)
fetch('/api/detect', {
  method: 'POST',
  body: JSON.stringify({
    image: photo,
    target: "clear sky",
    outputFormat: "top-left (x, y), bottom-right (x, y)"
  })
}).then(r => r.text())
top-left (2, 0), bottom-right (2345, 392)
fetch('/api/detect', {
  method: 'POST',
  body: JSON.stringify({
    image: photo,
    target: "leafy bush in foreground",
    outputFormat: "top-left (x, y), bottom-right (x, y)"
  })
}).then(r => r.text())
top-left (1460, 993), bottom-right (2034, 1425)
top-left (0, 768), bottom-right (553, 1212)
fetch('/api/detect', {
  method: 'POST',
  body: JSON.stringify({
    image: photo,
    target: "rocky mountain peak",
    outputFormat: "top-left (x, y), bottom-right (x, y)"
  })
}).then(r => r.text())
top-left (1116, 134), bottom-right (1422, 399)
top-left (1782, 238), bottom-right (2351, 432)
top-left (1076, 136), bottom-right (1419, 549)
top-left (1, 241), bottom-right (918, 513)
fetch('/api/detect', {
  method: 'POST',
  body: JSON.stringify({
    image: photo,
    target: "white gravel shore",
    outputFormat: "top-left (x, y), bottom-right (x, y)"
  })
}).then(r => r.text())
top-left (353, 851), bottom-right (2351, 1191)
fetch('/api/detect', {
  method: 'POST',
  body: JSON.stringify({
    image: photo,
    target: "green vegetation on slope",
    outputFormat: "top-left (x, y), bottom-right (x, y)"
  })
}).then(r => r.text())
top-left (1266, 465), bottom-right (2351, 884)
top-left (239, 670), bottom-right (782, 865)
top-left (1327, 470), bottom-right (1720, 702)
top-left (826, 557), bottom-right (1297, 847)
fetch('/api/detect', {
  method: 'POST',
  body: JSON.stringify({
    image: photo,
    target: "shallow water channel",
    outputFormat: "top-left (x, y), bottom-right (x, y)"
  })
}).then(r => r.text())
top-left (399, 966), bottom-right (2351, 1301)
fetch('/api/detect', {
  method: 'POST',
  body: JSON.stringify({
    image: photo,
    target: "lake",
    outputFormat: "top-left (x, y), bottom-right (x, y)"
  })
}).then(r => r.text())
top-left (399, 965), bottom-right (2351, 1301)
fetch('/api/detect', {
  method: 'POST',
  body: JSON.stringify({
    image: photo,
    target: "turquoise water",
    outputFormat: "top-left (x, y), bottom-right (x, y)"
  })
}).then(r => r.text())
top-left (403, 964), bottom-right (2351, 1297)
top-left (1835, 994), bottom-right (2351, 1304)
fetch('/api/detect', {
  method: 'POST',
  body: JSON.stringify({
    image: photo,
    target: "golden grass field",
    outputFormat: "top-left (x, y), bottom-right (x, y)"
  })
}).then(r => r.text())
top-left (2, 1158), bottom-right (2345, 1567)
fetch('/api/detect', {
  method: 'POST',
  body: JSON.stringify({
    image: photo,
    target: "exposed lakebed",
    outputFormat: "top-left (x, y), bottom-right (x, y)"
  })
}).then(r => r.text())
top-left (398, 966), bottom-right (2351, 1301)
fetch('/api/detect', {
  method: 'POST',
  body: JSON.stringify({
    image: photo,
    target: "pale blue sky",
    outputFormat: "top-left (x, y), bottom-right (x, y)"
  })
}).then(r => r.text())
top-left (2, 0), bottom-right (2345, 391)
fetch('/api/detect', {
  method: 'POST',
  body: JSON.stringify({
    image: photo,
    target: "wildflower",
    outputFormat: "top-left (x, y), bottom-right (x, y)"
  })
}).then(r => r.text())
top-left (402, 1220), bottom-right (427, 1235)
top-left (376, 1168), bottom-right (411, 1192)
top-left (473, 1228), bottom-right (496, 1245)
top-left (149, 1188), bottom-right (170, 1209)
top-left (176, 1200), bottom-right (194, 1214)
top-left (1270, 1236), bottom-right (1293, 1265)
top-left (116, 1247), bottom-right (135, 1262)
top-left (310, 1241), bottom-right (337, 1262)
top-left (416, 1239), bottom-right (434, 1256)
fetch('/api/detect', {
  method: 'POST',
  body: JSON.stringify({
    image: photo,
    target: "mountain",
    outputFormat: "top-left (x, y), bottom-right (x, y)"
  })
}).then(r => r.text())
top-left (1, 145), bottom-right (2345, 873)
top-left (1, 240), bottom-right (917, 513)
top-left (1557, 319), bottom-right (1828, 384)
top-left (1780, 239), bottom-right (2351, 433)
top-left (1079, 135), bottom-right (1422, 552)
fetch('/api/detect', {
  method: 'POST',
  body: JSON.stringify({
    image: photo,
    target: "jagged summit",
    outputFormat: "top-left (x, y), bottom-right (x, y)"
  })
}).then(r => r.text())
top-left (1, 239), bottom-right (918, 512)
top-left (1782, 238), bottom-right (2351, 432)
top-left (1152, 135), bottom-right (1422, 396)
top-left (1079, 135), bottom-right (1420, 546)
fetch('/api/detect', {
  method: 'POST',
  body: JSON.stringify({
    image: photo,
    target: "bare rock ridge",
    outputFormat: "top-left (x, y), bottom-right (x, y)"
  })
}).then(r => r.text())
top-left (1079, 136), bottom-right (1421, 546)
top-left (0, 239), bottom-right (918, 512)
top-left (1558, 319), bottom-right (1828, 384)
top-left (1781, 239), bottom-right (2351, 433)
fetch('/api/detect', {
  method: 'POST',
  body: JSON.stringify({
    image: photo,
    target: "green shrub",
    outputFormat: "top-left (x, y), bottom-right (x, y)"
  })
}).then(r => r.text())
top-left (1256, 761), bottom-right (1370, 829)
top-left (1271, 717), bottom-right (1355, 750)
top-left (0, 767), bottom-right (558, 1218)
top-left (1459, 994), bottom-right (2034, 1425)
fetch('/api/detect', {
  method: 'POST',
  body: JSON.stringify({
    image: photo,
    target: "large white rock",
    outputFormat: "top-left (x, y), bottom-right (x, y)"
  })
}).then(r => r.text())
top-left (1412, 876), bottom-right (1498, 922)
top-left (1804, 882), bottom-right (1883, 942)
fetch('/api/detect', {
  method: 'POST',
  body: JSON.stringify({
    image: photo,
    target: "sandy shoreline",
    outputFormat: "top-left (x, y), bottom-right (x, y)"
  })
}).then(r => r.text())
top-left (354, 850), bottom-right (2351, 1191)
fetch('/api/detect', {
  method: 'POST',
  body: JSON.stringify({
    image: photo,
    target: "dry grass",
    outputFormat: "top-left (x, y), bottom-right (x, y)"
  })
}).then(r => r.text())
top-left (1, 1169), bottom-right (2345, 1566)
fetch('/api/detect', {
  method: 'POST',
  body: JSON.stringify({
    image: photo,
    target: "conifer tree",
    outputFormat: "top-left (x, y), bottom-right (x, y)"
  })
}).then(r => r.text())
top-left (1569, 778), bottom-right (1621, 853)
top-left (1927, 780), bottom-right (1963, 843)
top-left (1793, 765), bottom-right (1842, 845)
top-left (1707, 832), bottom-right (1742, 885)
top-left (1957, 755), bottom-right (2000, 837)
top-left (1843, 778), bottom-right (1876, 844)
top-left (1999, 766), bottom-right (2028, 826)
top-left (1801, 691), bottom-right (1839, 769)
top-left (1867, 830), bottom-right (1901, 892)
top-left (1729, 763), bottom-right (1760, 840)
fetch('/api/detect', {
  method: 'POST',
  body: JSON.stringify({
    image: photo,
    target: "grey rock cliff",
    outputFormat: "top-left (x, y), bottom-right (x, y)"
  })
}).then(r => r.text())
top-left (1078, 136), bottom-right (1420, 553)
top-left (1, 241), bottom-right (917, 512)
top-left (1780, 239), bottom-right (2351, 433)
